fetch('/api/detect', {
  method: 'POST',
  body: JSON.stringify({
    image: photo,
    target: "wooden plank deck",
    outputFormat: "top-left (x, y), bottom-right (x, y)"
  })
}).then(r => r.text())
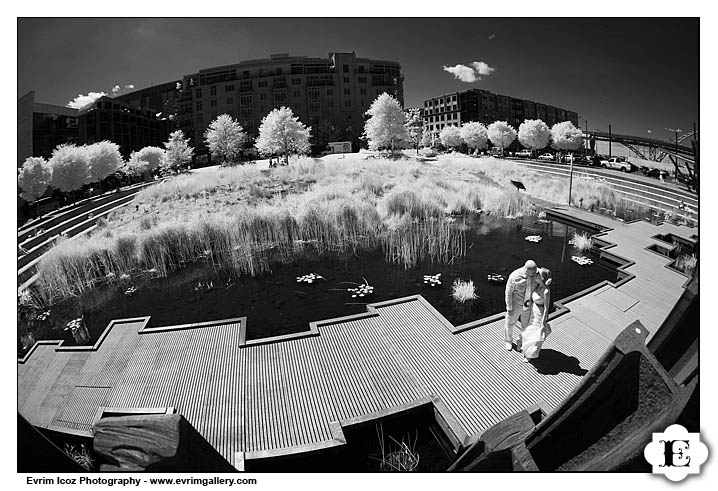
top-left (17, 207), bottom-right (696, 468)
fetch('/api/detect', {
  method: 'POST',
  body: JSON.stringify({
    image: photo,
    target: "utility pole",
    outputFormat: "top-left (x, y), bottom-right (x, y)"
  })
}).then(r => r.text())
top-left (608, 124), bottom-right (612, 158)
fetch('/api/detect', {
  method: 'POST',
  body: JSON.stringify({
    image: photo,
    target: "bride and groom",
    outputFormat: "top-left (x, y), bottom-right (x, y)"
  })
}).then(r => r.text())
top-left (504, 260), bottom-right (552, 363)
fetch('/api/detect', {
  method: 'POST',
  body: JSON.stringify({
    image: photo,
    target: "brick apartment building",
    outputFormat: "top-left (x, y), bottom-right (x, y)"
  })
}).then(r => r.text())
top-left (423, 88), bottom-right (579, 145)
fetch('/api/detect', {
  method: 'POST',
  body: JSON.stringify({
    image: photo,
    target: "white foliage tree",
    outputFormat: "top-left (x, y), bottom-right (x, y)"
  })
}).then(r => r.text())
top-left (363, 93), bottom-right (409, 153)
top-left (439, 125), bottom-right (462, 150)
top-left (136, 146), bottom-right (165, 173)
top-left (405, 108), bottom-right (424, 154)
top-left (459, 122), bottom-right (489, 154)
top-left (204, 114), bottom-right (247, 165)
top-left (124, 152), bottom-right (148, 178)
top-left (162, 130), bottom-right (194, 173)
top-left (86, 141), bottom-right (122, 190)
top-left (50, 144), bottom-right (90, 200)
top-left (550, 121), bottom-right (584, 154)
top-left (126, 147), bottom-right (165, 178)
top-left (518, 119), bottom-right (551, 157)
top-left (18, 156), bottom-right (52, 214)
top-left (255, 107), bottom-right (311, 164)
top-left (487, 121), bottom-right (517, 154)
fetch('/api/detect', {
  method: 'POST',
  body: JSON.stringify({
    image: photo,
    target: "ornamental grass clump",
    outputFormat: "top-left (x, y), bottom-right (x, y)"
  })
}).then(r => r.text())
top-left (570, 231), bottom-right (593, 252)
top-left (452, 279), bottom-right (478, 303)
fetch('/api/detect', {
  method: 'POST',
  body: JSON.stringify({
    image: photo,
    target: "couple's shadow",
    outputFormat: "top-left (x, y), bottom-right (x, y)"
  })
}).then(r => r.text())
top-left (528, 349), bottom-right (588, 376)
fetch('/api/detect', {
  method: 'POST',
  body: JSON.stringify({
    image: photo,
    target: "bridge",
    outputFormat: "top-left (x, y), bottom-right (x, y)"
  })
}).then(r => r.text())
top-left (586, 130), bottom-right (696, 163)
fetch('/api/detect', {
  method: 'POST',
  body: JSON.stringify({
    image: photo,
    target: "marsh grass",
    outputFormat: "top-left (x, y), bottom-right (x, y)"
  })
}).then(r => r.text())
top-left (64, 443), bottom-right (95, 471)
top-left (675, 253), bottom-right (697, 276)
top-left (34, 156), bottom-right (544, 302)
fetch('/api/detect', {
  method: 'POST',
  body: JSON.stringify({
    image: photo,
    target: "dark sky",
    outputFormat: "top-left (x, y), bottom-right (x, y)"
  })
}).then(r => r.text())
top-left (18, 17), bottom-right (699, 140)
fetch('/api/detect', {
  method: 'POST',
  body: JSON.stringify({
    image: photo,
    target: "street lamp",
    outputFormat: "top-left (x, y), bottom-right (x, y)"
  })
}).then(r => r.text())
top-left (578, 116), bottom-right (589, 154)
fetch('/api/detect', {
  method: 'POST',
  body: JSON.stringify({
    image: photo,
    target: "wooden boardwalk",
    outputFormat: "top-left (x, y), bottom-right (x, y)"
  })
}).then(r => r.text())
top-left (18, 207), bottom-right (696, 469)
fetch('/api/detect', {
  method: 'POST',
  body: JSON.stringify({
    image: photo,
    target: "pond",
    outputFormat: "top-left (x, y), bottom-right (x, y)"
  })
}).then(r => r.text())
top-left (18, 214), bottom-right (622, 355)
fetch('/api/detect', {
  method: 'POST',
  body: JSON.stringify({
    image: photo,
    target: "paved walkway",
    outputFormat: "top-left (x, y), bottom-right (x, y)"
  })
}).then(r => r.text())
top-left (18, 207), bottom-right (696, 469)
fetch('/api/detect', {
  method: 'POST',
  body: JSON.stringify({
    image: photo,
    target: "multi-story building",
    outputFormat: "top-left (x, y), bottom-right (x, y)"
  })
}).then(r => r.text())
top-left (17, 91), bottom-right (79, 165)
top-left (114, 80), bottom-right (181, 121)
top-left (176, 52), bottom-right (404, 154)
top-left (77, 96), bottom-right (172, 158)
top-left (423, 88), bottom-right (579, 143)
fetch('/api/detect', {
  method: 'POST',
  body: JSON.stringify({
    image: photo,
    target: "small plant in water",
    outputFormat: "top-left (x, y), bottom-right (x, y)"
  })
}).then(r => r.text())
top-left (675, 253), bottom-right (697, 276)
top-left (347, 278), bottom-right (374, 298)
top-left (64, 442), bottom-right (95, 471)
top-left (36, 310), bottom-right (51, 321)
top-left (571, 255), bottom-right (594, 266)
top-left (525, 235), bottom-right (542, 243)
top-left (423, 273), bottom-right (442, 286)
top-left (487, 273), bottom-right (505, 283)
top-left (374, 423), bottom-right (420, 472)
top-left (296, 273), bottom-right (325, 284)
top-left (452, 279), bottom-right (478, 303)
top-left (194, 281), bottom-right (214, 292)
top-left (65, 317), bottom-right (90, 344)
top-left (124, 285), bottom-right (137, 296)
top-left (569, 232), bottom-right (592, 251)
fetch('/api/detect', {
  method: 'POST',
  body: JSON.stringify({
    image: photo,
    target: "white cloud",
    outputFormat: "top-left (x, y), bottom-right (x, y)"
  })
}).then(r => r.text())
top-left (471, 61), bottom-right (496, 76)
top-left (443, 61), bottom-right (496, 82)
top-left (647, 129), bottom-right (652, 133)
top-left (488, 33), bottom-right (496, 40)
top-left (125, 84), bottom-right (135, 89)
top-left (66, 91), bottom-right (107, 110)
top-left (112, 85), bottom-right (121, 94)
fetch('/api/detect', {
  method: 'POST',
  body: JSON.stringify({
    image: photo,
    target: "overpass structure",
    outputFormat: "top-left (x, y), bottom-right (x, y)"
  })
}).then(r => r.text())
top-left (586, 131), bottom-right (696, 163)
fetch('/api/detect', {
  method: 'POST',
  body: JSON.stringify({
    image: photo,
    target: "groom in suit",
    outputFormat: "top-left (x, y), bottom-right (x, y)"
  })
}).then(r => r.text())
top-left (504, 260), bottom-right (538, 351)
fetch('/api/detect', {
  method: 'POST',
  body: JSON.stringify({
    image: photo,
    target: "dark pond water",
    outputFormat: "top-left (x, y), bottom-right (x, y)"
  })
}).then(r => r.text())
top-left (19, 214), bottom-right (621, 354)
top-left (246, 405), bottom-right (455, 472)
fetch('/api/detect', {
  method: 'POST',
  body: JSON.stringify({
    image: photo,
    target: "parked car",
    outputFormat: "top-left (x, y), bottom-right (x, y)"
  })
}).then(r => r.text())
top-left (574, 155), bottom-right (594, 166)
top-left (640, 166), bottom-right (670, 179)
top-left (489, 147), bottom-right (504, 157)
top-left (538, 153), bottom-right (555, 161)
top-left (515, 149), bottom-right (533, 159)
top-left (600, 157), bottom-right (634, 172)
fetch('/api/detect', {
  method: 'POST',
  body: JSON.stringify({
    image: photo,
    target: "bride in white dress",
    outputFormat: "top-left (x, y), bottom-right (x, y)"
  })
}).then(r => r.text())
top-left (521, 268), bottom-right (552, 362)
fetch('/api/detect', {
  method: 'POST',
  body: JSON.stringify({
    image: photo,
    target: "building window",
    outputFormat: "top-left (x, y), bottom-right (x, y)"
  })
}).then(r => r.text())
top-left (310, 102), bottom-right (320, 112)
top-left (328, 101), bottom-right (334, 108)
top-left (359, 76), bottom-right (367, 84)
top-left (225, 85), bottom-right (234, 92)
top-left (260, 93), bottom-right (267, 101)
top-left (196, 102), bottom-right (203, 111)
top-left (195, 88), bottom-right (202, 98)
top-left (240, 94), bottom-right (252, 105)
top-left (295, 103), bottom-right (301, 109)
top-left (308, 88), bottom-right (320, 99)
top-left (343, 77), bottom-right (350, 83)
top-left (210, 86), bottom-right (217, 96)
top-left (210, 100), bottom-right (217, 107)
top-left (344, 100), bottom-right (351, 107)
top-left (344, 88), bottom-right (350, 95)
top-left (240, 107), bottom-right (252, 119)
top-left (360, 88), bottom-right (367, 95)
top-left (196, 114), bottom-right (203, 123)
top-left (258, 80), bottom-right (268, 88)
top-left (327, 88), bottom-right (333, 95)
top-left (343, 64), bottom-right (349, 73)
top-left (227, 97), bottom-right (234, 105)
top-left (361, 100), bottom-right (366, 107)
top-left (292, 78), bottom-right (301, 85)
top-left (293, 90), bottom-right (301, 97)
